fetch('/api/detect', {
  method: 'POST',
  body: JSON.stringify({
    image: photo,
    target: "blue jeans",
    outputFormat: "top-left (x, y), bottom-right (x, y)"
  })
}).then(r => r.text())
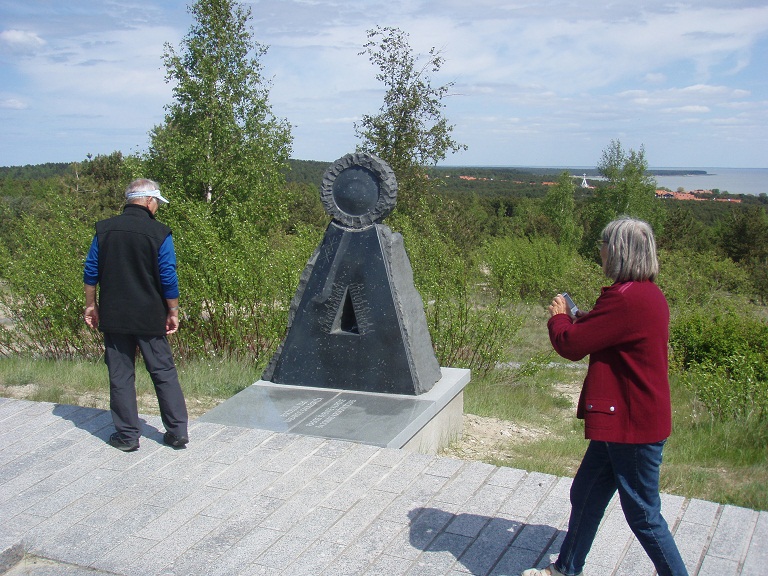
top-left (555, 440), bottom-right (688, 576)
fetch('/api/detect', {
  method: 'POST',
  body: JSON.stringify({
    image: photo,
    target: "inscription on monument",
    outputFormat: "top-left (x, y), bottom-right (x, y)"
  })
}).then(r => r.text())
top-left (280, 397), bottom-right (324, 423)
top-left (305, 399), bottom-right (357, 429)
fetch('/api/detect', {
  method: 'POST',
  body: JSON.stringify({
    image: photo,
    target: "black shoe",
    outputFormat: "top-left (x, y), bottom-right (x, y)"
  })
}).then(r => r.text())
top-left (164, 431), bottom-right (189, 448)
top-left (109, 433), bottom-right (139, 452)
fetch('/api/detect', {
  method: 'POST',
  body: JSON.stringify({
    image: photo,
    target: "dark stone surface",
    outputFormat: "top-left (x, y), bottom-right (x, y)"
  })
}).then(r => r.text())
top-left (320, 152), bottom-right (397, 229)
top-left (263, 152), bottom-right (441, 395)
top-left (263, 222), bottom-right (441, 394)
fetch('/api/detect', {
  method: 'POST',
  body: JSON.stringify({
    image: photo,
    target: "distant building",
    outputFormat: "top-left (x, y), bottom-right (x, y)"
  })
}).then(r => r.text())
top-left (655, 189), bottom-right (741, 203)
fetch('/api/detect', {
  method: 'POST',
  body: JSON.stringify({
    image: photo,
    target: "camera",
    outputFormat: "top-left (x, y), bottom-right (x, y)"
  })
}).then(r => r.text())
top-left (562, 292), bottom-right (579, 316)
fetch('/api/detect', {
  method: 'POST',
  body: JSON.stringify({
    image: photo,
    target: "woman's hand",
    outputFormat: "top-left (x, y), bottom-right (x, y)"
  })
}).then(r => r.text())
top-left (548, 294), bottom-right (570, 318)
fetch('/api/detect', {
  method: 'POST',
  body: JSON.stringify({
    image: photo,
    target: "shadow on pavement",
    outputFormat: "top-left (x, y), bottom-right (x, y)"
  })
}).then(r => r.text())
top-left (409, 507), bottom-right (563, 576)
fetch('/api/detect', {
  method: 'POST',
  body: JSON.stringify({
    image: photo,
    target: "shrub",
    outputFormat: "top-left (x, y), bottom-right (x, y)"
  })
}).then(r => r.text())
top-left (0, 197), bottom-right (102, 359)
top-left (0, 192), bottom-right (321, 368)
top-left (481, 235), bottom-right (603, 305)
top-left (678, 353), bottom-right (768, 421)
top-left (670, 304), bottom-right (768, 421)
top-left (391, 205), bottom-right (521, 376)
top-left (657, 249), bottom-right (754, 307)
top-left (163, 199), bottom-right (321, 366)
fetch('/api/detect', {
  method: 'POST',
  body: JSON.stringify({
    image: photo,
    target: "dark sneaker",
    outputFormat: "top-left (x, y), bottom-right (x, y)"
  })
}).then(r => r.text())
top-left (109, 433), bottom-right (139, 452)
top-left (164, 431), bottom-right (189, 448)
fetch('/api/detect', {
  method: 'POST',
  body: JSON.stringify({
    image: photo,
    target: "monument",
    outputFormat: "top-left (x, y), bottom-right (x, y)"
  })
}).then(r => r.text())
top-left (262, 152), bottom-right (441, 395)
top-left (199, 153), bottom-right (470, 453)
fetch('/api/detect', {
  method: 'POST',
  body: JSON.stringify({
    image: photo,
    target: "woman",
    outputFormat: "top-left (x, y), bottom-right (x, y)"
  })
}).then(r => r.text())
top-left (522, 217), bottom-right (688, 576)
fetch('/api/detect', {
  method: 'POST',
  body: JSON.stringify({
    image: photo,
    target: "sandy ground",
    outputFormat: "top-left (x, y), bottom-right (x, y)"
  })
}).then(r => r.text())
top-left (439, 413), bottom-right (552, 460)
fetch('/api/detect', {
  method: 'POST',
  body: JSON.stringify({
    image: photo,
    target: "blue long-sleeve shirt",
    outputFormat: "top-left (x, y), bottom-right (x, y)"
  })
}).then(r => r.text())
top-left (83, 234), bottom-right (180, 299)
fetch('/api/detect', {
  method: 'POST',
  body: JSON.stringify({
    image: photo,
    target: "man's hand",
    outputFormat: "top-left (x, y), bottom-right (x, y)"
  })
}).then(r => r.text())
top-left (84, 304), bottom-right (99, 329)
top-left (84, 284), bottom-right (99, 329)
top-left (165, 298), bottom-right (180, 335)
top-left (166, 311), bottom-right (179, 335)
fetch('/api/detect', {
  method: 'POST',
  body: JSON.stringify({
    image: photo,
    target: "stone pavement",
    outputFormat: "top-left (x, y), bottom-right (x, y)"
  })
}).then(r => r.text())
top-left (0, 397), bottom-right (765, 576)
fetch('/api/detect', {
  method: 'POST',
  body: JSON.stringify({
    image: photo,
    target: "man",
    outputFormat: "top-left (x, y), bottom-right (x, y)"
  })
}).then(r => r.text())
top-left (83, 178), bottom-right (189, 452)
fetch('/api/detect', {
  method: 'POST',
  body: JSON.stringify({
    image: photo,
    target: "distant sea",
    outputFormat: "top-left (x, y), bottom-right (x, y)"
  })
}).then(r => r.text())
top-left (649, 167), bottom-right (767, 196)
top-left (488, 165), bottom-right (768, 196)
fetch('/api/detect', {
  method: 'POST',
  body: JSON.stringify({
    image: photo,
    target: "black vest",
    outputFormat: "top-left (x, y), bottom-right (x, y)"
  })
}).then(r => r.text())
top-left (95, 204), bottom-right (172, 335)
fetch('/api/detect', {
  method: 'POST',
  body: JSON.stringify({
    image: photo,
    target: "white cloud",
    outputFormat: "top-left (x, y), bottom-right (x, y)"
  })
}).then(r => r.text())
top-left (662, 105), bottom-right (711, 114)
top-left (0, 97), bottom-right (27, 109)
top-left (0, 29), bottom-right (45, 53)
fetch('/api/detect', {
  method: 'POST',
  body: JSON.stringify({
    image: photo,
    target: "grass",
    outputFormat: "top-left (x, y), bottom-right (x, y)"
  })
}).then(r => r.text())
top-left (0, 301), bottom-right (766, 511)
top-left (0, 356), bottom-right (258, 418)
top-left (467, 363), bottom-right (768, 511)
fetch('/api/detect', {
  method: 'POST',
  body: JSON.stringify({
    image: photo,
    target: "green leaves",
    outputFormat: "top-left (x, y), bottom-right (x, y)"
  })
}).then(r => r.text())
top-left (583, 139), bottom-right (664, 255)
top-left (355, 26), bottom-right (466, 212)
top-left (0, 197), bottom-right (102, 360)
top-left (670, 305), bottom-right (768, 421)
top-left (483, 235), bottom-right (603, 304)
top-left (161, 198), bottom-right (318, 366)
top-left (148, 0), bottom-right (292, 214)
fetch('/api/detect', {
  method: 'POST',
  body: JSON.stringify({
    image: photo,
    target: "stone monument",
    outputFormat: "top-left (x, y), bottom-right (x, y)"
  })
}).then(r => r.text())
top-left (199, 152), bottom-right (470, 452)
top-left (262, 152), bottom-right (442, 395)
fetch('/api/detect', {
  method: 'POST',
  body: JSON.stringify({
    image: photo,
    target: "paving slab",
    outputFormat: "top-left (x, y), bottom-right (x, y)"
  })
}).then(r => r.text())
top-left (0, 397), bottom-right (763, 576)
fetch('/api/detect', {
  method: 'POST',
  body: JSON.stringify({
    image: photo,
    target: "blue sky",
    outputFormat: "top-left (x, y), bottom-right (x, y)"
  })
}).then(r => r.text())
top-left (1, 0), bottom-right (767, 168)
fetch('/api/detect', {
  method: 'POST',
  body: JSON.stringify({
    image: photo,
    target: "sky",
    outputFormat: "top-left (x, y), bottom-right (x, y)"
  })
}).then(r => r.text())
top-left (1, 0), bottom-right (767, 169)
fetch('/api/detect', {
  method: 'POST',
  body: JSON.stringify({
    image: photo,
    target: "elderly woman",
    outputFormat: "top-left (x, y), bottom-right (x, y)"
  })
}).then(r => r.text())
top-left (523, 217), bottom-right (688, 576)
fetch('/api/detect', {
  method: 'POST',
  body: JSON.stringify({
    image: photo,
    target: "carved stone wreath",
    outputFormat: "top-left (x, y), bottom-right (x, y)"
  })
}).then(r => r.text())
top-left (320, 152), bottom-right (398, 229)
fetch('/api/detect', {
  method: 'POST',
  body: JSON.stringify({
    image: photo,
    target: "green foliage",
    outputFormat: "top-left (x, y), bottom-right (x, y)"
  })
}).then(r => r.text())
top-left (746, 255), bottom-right (768, 305)
top-left (657, 205), bottom-right (715, 252)
top-left (581, 140), bottom-right (664, 256)
top-left (430, 192), bottom-right (499, 252)
top-left (716, 205), bottom-right (768, 263)
top-left (0, 197), bottom-right (102, 359)
top-left (0, 191), bottom-right (321, 368)
top-left (68, 151), bottom-right (132, 219)
top-left (670, 303), bottom-right (768, 420)
top-left (0, 163), bottom-right (70, 180)
top-left (356, 26), bottom-right (466, 212)
top-left (657, 249), bottom-right (754, 308)
top-left (505, 197), bottom-right (549, 239)
top-left (285, 159), bottom-right (329, 185)
top-left (597, 140), bottom-right (660, 221)
top-left (282, 182), bottom-right (329, 232)
top-left (482, 235), bottom-right (604, 304)
top-left (162, 199), bottom-right (320, 366)
top-left (670, 303), bottom-right (768, 369)
top-left (678, 353), bottom-right (768, 421)
top-left (390, 204), bottom-right (520, 376)
top-left (148, 0), bottom-right (292, 227)
top-left (541, 171), bottom-right (582, 249)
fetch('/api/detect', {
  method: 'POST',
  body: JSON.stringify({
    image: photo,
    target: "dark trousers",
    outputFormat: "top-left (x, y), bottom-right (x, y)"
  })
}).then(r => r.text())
top-left (104, 333), bottom-right (188, 442)
top-left (556, 440), bottom-right (688, 576)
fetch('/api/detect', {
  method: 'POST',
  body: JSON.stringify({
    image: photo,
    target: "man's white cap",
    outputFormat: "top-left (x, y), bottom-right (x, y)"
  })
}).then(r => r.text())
top-left (126, 189), bottom-right (170, 204)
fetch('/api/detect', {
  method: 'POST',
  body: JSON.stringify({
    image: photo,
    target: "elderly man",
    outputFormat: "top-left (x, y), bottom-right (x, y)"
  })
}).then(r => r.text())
top-left (83, 178), bottom-right (189, 452)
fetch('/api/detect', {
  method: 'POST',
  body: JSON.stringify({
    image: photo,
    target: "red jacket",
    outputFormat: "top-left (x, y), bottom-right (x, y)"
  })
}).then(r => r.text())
top-left (547, 281), bottom-right (672, 443)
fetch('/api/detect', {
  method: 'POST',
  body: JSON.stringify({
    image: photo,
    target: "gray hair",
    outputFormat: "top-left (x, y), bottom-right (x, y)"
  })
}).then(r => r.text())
top-left (601, 216), bottom-right (659, 282)
top-left (125, 178), bottom-right (160, 203)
